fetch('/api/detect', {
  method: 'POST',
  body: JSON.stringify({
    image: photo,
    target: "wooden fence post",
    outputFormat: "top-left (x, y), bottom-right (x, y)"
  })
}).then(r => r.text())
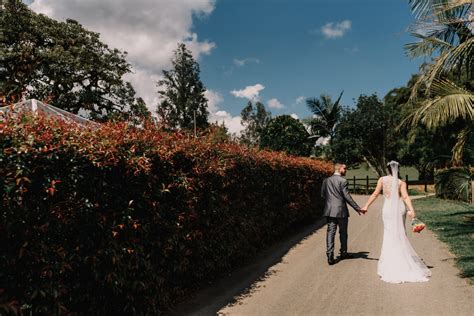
top-left (405, 175), bottom-right (409, 191)
top-left (471, 180), bottom-right (473, 204)
top-left (424, 179), bottom-right (428, 193)
top-left (366, 175), bottom-right (369, 195)
top-left (353, 176), bottom-right (356, 193)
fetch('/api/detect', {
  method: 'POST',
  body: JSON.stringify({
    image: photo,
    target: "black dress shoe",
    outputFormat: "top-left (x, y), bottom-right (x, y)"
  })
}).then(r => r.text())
top-left (327, 255), bottom-right (336, 265)
top-left (339, 252), bottom-right (354, 260)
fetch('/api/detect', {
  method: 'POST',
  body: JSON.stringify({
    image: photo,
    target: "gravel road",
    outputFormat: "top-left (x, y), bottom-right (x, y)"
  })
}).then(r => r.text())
top-left (172, 195), bottom-right (474, 316)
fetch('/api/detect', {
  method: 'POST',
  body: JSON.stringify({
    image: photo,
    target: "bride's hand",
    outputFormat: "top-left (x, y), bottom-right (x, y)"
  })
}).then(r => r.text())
top-left (407, 210), bottom-right (416, 219)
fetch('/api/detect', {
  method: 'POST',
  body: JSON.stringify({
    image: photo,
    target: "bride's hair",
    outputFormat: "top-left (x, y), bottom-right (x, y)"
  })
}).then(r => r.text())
top-left (387, 161), bottom-right (401, 179)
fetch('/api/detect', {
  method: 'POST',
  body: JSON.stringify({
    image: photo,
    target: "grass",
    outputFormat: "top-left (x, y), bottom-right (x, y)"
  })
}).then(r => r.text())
top-left (346, 162), bottom-right (419, 180)
top-left (413, 197), bottom-right (474, 283)
top-left (345, 163), bottom-right (427, 195)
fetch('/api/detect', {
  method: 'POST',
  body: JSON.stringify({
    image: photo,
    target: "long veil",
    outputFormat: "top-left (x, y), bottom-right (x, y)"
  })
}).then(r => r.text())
top-left (378, 161), bottom-right (431, 283)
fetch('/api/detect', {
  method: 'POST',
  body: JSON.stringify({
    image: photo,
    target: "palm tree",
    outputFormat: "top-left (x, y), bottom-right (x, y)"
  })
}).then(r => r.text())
top-left (404, 0), bottom-right (473, 166)
top-left (305, 91), bottom-right (344, 140)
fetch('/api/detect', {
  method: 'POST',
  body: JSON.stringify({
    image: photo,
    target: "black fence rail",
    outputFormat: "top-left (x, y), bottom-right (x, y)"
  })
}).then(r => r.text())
top-left (347, 175), bottom-right (433, 195)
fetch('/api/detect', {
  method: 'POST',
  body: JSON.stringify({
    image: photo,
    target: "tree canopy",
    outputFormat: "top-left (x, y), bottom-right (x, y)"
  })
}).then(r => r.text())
top-left (405, 0), bottom-right (473, 165)
top-left (331, 94), bottom-right (402, 177)
top-left (0, 0), bottom-right (150, 122)
top-left (239, 101), bottom-right (272, 147)
top-left (260, 115), bottom-right (312, 157)
top-left (156, 43), bottom-right (209, 131)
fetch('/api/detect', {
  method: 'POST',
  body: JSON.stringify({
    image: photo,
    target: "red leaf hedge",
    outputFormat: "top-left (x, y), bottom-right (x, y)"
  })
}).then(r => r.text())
top-left (0, 113), bottom-right (332, 314)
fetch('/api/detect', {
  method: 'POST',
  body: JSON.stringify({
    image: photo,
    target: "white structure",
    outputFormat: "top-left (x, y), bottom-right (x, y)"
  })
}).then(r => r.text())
top-left (0, 99), bottom-right (98, 127)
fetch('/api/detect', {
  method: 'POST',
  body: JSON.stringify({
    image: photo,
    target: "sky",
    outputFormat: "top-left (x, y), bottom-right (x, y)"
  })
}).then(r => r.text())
top-left (26, 0), bottom-right (425, 134)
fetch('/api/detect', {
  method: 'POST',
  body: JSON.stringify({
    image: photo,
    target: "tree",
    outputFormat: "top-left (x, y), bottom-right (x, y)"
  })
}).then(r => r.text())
top-left (0, 0), bottom-right (150, 122)
top-left (156, 43), bottom-right (209, 130)
top-left (207, 120), bottom-right (231, 143)
top-left (405, 0), bottom-right (473, 165)
top-left (385, 74), bottom-right (461, 179)
top-left (331, 94), bottom-right (402, 177)
top-left (305, 91), bottom-right (344, 139)
top-left (260, 115), bottom-right (312, 157)
top-left (239, 101), bottom-right (271, 147)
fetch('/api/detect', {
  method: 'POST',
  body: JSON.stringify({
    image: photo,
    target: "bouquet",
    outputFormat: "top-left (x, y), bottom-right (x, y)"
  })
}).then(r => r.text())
top-left (411, 218), bottom-right (426, 233)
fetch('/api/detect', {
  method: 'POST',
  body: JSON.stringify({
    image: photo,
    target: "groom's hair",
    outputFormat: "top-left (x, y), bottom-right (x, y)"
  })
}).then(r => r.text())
top-left (334, 163), bottom-right (344, 172)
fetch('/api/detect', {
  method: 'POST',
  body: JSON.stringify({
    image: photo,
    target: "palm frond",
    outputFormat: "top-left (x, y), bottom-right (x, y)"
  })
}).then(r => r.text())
top-left (432, 1), bottom-right (472, 17)
top-left (320, 94), bottom-right (333, 111)
top-left (334, 90), bottom-right (344, 106)
top-left (409, 79), bottom-right (474, 129)
top-left (306, 98), bottom-right (324, 116)
top-left (328, 91), bottom-right (344, 122)
top-left (309, 117), bottom-right (330, 137)
top-left (452, 125), bottom-right (472, 165)
top-left (410, 0), bottom-right (471, 20)
top-left (409, 0), bottom-right (439, 20)
top-left (409, 37), bottom-right (474, 100)
top-left (441, 35), bottom-right (474, 70)
top-left (405, 33), bottom-right (453, 58)
top-left (408, 64), bottom-right (431, 102)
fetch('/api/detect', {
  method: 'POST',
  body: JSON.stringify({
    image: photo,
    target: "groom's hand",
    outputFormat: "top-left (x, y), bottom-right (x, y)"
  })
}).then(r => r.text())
top-left (357, 208), bottom-right (367, 215)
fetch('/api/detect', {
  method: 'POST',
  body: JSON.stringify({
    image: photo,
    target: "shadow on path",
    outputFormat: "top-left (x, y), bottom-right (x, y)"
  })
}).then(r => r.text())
top-left (169, 218), bottom-right (327, 316)
top-left (341, 251), bottom-right (378, 261)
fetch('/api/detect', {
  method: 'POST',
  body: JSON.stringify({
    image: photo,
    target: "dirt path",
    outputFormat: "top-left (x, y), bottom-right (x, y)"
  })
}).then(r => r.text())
top-left (172, 195), bottom-right (474, 315)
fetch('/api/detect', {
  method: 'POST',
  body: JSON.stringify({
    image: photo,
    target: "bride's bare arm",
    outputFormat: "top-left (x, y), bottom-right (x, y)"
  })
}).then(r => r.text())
top-left (363, 177), bottom-right (383, 211)
top-left (400, 181), bottom-right (416, 218)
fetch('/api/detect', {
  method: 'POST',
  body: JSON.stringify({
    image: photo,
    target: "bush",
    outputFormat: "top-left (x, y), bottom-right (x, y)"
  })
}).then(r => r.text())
top-left (434, 167), bottom-right (471, 202)
top-left (0, 113), bottom-right (332, 315)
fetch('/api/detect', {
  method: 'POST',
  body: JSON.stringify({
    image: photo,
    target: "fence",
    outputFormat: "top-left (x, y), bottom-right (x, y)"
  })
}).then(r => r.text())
top-left (347, 175), bottom-right (433, 195)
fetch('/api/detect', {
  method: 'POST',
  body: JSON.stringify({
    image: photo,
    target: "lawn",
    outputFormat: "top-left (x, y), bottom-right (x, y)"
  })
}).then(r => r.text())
top-left (346, 162), bottom-right (419, 180)
top-left (413, 197), bottom-right (474, 283)
top-left (345, 163), bottom-right (427, 195)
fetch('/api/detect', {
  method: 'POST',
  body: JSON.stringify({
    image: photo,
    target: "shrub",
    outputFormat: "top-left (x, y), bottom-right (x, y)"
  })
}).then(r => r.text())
top-left (434, 167), bottom-right (471, 202)
top-left (0, 113), bottom-right (332, 314)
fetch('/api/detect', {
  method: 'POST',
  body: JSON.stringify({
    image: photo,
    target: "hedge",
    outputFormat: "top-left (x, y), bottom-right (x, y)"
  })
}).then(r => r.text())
top-left (0, 113), bottom-right (332, 315)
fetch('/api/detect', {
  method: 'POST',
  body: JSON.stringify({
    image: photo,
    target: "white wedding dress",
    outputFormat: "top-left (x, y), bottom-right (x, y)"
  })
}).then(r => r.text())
top-left (378, 163), bottom-right (431, 283)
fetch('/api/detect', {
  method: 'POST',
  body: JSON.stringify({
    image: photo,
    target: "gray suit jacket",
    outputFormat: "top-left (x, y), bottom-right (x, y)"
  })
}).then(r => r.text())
top-left (321, 174), bottom-right (361, 218)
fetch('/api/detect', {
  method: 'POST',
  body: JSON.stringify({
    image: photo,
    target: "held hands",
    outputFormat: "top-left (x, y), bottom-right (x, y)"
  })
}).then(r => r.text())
top-left (357, 207), bottom-right (368, 215)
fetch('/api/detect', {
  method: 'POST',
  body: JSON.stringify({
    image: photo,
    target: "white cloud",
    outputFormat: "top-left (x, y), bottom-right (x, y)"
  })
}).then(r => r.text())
top-left (344, 45), bottom-right (360, 54)
top-left (212, 110), bottom-right (243, 136)
top-left (267, 98), bottom-right (284, 109)
top-left (295, 96), bottom-right (305, 104)
top-left (204, 89), bottom-right (244, 136)
top-left (321, 20), bottom-right (352, 39)
top-left (290, 113), bottom-right (299, 120)
top-left (204, 89), bottom-right (223, 113)
top-left (29, 0), bottom-right (216, 111)
top-left (233, 57), bottom-right (260, 67)
top-left (230, 84), bottom-right (265, 101)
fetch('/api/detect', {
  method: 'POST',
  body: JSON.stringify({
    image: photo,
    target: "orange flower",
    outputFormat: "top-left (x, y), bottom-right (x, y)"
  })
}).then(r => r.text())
top-left (412, 223), bottom-right (425, 233)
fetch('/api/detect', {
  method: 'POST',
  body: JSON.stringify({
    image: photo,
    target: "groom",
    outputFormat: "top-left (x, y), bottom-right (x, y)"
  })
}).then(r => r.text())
top-left (321, 163), bottom-right (366, 265)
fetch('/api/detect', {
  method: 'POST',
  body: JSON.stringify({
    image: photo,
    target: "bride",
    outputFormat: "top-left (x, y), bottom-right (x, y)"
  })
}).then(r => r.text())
top-left (363, 161), bottom-right (431, 283)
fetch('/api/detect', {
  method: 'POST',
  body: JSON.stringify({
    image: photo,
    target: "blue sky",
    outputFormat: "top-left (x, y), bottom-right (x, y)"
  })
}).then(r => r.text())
top-left (196, 0), bottom-right (422, 116)
top-left (28, 0), bottom-right (423, 134)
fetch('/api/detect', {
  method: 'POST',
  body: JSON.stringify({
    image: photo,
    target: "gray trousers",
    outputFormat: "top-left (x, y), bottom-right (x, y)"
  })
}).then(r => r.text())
top-left (326, 217), bottom-right (348, 256)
